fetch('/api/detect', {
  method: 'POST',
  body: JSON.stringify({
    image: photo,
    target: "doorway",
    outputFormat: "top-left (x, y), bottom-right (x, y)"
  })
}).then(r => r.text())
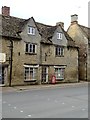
top-left (0, 65), bottom-right (8, 85)
top-left (0, 67), bottom-right (4, 84)
top-left (42, 66), bottom-right (48, 83)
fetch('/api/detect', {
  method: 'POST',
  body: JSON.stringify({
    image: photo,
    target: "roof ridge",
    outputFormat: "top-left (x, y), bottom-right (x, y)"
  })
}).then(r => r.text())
top-left (0, 14), bottom-right (26, 21)
top-left (79, 24), bottom-right (90, 29)
top-left (36, 22), bottom-right (53, 27)
top-left (78, 24), bottom-right (90, 41)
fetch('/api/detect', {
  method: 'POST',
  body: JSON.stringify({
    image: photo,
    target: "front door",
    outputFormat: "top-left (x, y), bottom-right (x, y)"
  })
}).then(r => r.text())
top-left (0, 67), bottom-right (4, 84)
top-left (42, 67), bottom-right (48, 83)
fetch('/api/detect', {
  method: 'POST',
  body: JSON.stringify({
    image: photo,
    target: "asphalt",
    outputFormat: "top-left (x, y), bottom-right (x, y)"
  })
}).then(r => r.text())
top-left (2, 83), bottom-right (88, 118)
top-left (1, 81), bottom-right (88, 93)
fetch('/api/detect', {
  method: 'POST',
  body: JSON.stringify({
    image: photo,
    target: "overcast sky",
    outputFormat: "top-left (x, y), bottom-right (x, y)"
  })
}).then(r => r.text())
top-left (0, 0), bottom-right (89, 30)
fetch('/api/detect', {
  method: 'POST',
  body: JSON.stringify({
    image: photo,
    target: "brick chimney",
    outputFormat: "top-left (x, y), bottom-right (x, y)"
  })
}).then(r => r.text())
top-left (71, 14), bottom-right (78, 24)
top-left (56, 22), bottom-right (64, 28)
top-left (2, 6), bottom-right (10, 16)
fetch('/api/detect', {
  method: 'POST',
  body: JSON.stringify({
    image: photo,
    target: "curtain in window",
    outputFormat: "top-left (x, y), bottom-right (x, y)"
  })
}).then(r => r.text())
top-left (24, 67), bottom-right (37, 81)
top-left (55, 68), bottom-right (64, 80)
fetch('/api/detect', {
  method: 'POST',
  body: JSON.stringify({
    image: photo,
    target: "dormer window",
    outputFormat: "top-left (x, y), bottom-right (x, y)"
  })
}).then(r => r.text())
top-left (28, 26), bottom-right (35, 35)
top-left (57, 32), bottom-right (62, 40)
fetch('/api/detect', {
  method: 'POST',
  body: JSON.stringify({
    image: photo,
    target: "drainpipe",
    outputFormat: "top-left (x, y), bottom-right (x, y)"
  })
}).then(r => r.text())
top-left (85, 54), bottom-right (87, 81)
top-left (86, 61), bottom-right (87, 81)
top-left (9, 40), bottom-right (13, 87)
top-left (77, 47), bottom-right (80, 82)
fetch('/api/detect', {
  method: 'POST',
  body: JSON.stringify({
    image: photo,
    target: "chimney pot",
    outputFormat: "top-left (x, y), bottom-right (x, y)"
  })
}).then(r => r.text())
top-left (2, 6), bottom-right (10, 16)
top-left (71, 14), bottom-right (78, 24)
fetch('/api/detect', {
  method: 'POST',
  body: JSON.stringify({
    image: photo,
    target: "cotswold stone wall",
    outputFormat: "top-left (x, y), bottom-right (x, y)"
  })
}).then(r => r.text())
top-left (87, 44), bottom-right (90, 81)
top-left (2, 37), bottom-right (78, 86)
top-left (41, 44), bottom-right (78, 83)
top-left (2, 38), bottom-right (10, 85)
top-left (68, 24), bottom-right (89, 81)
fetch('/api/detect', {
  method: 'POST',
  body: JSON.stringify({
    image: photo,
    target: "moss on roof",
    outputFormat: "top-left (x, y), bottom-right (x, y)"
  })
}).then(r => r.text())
top-left (0, 14), bottom-right (76, 47)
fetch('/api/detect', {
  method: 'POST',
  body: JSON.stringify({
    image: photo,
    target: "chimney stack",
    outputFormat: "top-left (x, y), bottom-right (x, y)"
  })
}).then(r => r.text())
top-left (71, 14), bottom-right (78, 24)
top-left (56, 22), bottom-right (64, 28)
top-left (2, 6), bottom-right (10, 16)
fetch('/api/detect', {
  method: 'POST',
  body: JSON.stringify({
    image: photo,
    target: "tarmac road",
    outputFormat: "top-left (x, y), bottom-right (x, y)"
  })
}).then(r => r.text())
top-left (2, 83), bottom-right (88, 118)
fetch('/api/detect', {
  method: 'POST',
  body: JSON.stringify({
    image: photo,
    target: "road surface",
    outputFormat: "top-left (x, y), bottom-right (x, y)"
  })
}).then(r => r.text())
top-left (2, 84), bottom-right (88, 118)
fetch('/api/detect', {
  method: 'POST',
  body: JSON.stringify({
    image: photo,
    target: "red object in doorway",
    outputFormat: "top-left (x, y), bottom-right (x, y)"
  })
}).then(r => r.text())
top-left (51, 75), bottom-right (56, 84)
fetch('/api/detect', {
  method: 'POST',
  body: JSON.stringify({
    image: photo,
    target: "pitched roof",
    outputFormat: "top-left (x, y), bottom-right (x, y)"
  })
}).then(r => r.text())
top-left (0, 15), bottom-right (25, 39)
top-left (36, 22), bottom-right (54, 44)
top-left (0, 14), bottom-right (76, 47)
top-left (62, 28), bottom-right (76, 47)
top-left (79, 25), bottom-right (90, 43)
top-left (38, 25), bottom-right (57, 44)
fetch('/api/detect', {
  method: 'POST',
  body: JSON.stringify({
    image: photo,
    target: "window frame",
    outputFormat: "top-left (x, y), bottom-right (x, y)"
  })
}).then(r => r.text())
top-left (57, 32), bottom-right (62, 40)
top-left (25, 43), bottom-right (37, 54)
top-left (28, 26), bottom-right (35, 35)
top-left (55, 46), bottom-right (64, 57)
top-left (24, 67), bottom-right (37, 81)
top-left (55, 68), bottom-right (64, 80)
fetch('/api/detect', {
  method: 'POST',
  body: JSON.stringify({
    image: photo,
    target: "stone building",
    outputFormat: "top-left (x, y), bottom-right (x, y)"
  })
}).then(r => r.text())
top-left (0, 6), bottom-right (79, 86)
top-left (67, 14), bottom-right (90, 81)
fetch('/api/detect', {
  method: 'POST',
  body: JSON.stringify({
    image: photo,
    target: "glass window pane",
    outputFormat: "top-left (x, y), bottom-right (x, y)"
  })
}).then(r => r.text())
top-left (24, 67), bottom-right (37, 81)
top-left (32, 28), bottom-right (35, 35)
top-left (28, 26), bottom-right (35, 35)
top-left (29, 44), bottom-right (32, 53)
top-left (26, 44), bottom-right (28, 52)
top-left (58, 47), bottom-right (61, 55)
top-left (25, 67), bottom-right (29, 80)
top-left (61, 47), bottom-right (64, 55)
top-left (56, 47), bottom-right (58, 55)
top-left (30, 68), bottom-right (33, 79)
top-left (55, 68), bottom-right (64, 79)
top-left (28, 27), bottom-right (30, 33)
top-left (57, 33), bottom-right (62, 39)
top-left (33, 45), bottom-right (35, 53)
top-left (55, 46), bottom-right (64, 56)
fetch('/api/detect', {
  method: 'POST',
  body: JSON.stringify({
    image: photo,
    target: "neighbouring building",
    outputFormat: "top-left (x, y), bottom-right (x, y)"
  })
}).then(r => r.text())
top-left (67, 14), bottom-right (90, 81)
top-left (0, 6), bottom-right (79, 86)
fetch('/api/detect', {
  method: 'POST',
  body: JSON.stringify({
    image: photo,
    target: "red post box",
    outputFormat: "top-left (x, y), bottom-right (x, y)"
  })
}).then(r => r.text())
top-left (51, 75), bottom-right (56, 84)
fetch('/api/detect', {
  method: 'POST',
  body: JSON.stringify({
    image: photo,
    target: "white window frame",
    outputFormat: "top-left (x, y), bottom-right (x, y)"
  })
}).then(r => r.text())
top-left (24, 65), bottom-right (39, 81)
top-left (57, 32), bottom-right (62, 40)
top-left (25, 43), bottom-right (37, 54)
top-left (55, 68), bottom-right (64, 80)
top-left (56, 46), bottom-right (64, 56)
top-left (28, 26), bottom-right (35, 35)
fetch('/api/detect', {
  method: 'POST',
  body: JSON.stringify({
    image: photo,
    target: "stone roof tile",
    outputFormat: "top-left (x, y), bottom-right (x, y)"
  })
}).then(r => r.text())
top-left (79, 24), bottom-right (90, 43)
top-left (0, 14), bottom-right (76, 47)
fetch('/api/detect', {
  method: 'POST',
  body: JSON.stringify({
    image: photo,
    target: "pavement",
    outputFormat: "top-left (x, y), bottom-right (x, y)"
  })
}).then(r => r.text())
top-left (0, 81), bottom-right (88, 93)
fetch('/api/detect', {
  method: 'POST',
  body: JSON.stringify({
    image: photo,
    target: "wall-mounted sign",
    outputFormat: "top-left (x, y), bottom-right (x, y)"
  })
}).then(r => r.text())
top-left (0, 53), bottom-right (6, 63)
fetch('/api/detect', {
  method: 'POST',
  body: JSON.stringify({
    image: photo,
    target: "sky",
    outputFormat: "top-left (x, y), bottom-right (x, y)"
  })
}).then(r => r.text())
top-left (0, 0), bottom-right (89, 30)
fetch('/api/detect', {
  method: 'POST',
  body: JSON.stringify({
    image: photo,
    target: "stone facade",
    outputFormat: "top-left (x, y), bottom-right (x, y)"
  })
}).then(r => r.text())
top-left (87, 43), bottom-right (90, 80)
top-left (40, 44), bottom-right (78, 83)
top-left (67, 14), bottom-right (90, 81)
top-left (0, 7), bottom-right (79, 86)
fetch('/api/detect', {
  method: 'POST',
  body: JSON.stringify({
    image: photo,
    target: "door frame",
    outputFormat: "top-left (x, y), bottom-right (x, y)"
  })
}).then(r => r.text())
top-left (0, 64), bottom-right (8, 85)
top-left (41, 66), bottom-right (48, 83)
